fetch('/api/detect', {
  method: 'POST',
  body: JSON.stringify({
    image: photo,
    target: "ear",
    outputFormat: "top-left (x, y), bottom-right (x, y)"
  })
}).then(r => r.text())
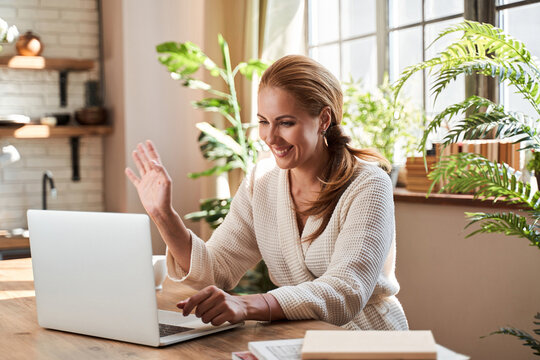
top-left (319, 106), bottom-right (332, 132)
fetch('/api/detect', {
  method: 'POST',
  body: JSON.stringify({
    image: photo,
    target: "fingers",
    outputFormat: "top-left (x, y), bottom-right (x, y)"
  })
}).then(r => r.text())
top-left (195, 291), bottom-right (223, 318)
top-left (130, 140), bottom-right (163, 178)
top-left (178, 286), bottom-right (216, 316)
top-left (210, 313), bottom-right (230, 326)
top-left (132, 149), bottom-right (147, 176)
top-left (200, 302), bottom-right (226, 324)
top-left (137, 143), bottom-right (152, 173)
top-left (176, 286), bottom-right (244, 326)
top-left (146, 140), bottom-right (161, 162)
top-left (124, 167), bottom-right (140, 186)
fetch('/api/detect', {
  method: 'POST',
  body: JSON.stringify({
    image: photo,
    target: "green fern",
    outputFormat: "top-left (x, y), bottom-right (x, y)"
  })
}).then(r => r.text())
top-left (428, 153), bottom-right (540, 209)
top-left (464, 212), bottom-right (540, 248)
top-left (393, 21), bottom-right (540, 114)
top-left (485, 313), bottom-right (540, 356)
top-left (418, 95), bottom-right (540, 155)
top-left (394, 19), bottom-right (540, 357)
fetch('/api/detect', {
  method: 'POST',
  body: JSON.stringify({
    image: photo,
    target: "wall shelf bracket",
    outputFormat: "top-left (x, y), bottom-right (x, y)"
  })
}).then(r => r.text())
top-left (59, 70), bottom-right (68, 107)
top-left (70, 136), bottom-right (81, 182)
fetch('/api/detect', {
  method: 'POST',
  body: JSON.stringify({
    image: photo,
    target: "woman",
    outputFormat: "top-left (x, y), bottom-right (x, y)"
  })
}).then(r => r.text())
top-left (125, 55), bottom-right (408, 331)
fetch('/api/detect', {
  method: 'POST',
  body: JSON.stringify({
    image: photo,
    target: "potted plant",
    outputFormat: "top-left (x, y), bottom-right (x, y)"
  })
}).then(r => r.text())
top-left (394, 20), bottom-right (540, 355)
top-left (342, 75), bottom-right (424, 186)
top-left (156, 34), bottom-right (275, 293)
top-left (526, 150), bottom-right (540, 188)
top-left (157, 34), bottom-right (268, 228)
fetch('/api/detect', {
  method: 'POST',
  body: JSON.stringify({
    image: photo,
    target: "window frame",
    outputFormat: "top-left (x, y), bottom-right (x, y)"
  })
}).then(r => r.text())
top-left (305, 0), bottom-right (382, 83)
top-left (306, 0), bottom-right (466, 111)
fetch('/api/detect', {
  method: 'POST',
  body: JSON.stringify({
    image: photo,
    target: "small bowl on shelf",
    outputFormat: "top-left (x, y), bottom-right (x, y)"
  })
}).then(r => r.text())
top-left (75, 107), bottom-right (106, 125)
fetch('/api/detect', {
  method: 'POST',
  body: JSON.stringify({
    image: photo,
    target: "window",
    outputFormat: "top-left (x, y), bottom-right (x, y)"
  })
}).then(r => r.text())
top-left (307, 0), bottom-right (379, 90)
top-left (388, 0), bottom-right (464, 116)
top-left (496, 0), bottom-right (540, 119)
top-left (307, 0), bottom-right (465, 116)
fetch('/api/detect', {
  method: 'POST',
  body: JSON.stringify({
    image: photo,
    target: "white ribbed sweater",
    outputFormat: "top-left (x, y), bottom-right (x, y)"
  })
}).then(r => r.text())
top-left (167, 158), bottom-right (408, 330)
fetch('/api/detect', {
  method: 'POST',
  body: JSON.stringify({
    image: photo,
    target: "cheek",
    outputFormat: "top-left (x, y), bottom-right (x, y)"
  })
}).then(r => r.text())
top-left (296, 128), bottom-right (318, 149)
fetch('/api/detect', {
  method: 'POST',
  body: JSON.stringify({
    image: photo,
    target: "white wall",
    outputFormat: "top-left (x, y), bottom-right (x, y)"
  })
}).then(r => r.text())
top-left (102, 0), bottom-right (206, 254)
top-left (395, 202), bottom-right (540, 360)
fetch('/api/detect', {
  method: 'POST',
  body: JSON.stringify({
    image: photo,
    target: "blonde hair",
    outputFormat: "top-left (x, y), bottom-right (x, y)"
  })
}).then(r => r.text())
top-left (259, 55), bottom-right (390, 242)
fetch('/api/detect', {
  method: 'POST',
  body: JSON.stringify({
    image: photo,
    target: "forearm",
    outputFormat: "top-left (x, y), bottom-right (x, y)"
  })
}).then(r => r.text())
top-left (151, 208), bottom-right (192, 273)
top-left (241, 293), bottom-right (286, 322)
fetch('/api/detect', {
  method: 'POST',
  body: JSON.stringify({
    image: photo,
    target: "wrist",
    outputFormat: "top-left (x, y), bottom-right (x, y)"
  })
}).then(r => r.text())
top-left (241, 294), bottom-right (270, 322)
top-left (150, 206), bottom-right (177, 225)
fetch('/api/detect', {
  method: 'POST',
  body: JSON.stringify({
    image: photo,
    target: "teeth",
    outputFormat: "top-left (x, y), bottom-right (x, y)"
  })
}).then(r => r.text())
top-left (275, 146), bottom-right (292, 156)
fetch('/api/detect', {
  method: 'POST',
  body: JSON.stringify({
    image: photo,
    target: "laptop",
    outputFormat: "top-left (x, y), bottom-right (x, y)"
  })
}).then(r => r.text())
top-left (27, 209), bottom-right (243, 347)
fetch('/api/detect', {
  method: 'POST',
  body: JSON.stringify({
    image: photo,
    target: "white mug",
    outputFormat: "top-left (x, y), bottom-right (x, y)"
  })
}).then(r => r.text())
top-left (152, 255), bottom-right (167, 290)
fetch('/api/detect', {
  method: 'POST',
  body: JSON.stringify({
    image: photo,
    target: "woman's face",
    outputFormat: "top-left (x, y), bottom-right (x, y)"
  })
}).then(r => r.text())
top-left (257, 86), bottom-right (329, 171)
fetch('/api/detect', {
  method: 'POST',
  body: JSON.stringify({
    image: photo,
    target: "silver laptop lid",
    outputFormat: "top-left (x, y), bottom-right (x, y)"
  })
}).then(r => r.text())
top-left (27, 210), bottom-right (160, 347)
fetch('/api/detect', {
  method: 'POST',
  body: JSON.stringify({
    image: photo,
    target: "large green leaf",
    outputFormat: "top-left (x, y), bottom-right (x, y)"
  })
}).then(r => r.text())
top-left (192, 97), bottom-right (235, 117)
top-left (156, 41), bottom-right (207, 76)
top-left (184, 197), bottom-right (232, 229)
top-left (236, 59), bottom-right (270, 80)
top-left (187, 160), bottom-right (243, 179)
top-left (195, 122), bottom-right (243, 156)
top-left (197, 132), bottom-right (236, 160)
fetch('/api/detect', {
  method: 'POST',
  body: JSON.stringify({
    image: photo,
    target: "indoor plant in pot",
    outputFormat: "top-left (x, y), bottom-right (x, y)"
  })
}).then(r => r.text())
top-left (156, 34), bottom-right (274, 293)
top-left (342, 75), bottom-right (424, 186)
top-left (394, 20), bottom-right (540, 356)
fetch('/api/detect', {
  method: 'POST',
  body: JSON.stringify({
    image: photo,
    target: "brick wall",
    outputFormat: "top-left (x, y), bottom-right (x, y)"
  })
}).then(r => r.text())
top-left (0, 0), bottom-right (103, 230)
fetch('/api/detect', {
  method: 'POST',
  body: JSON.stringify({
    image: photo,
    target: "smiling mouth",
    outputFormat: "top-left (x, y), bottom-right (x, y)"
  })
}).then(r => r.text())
top-left (273, 146), bottom-right (293, 158)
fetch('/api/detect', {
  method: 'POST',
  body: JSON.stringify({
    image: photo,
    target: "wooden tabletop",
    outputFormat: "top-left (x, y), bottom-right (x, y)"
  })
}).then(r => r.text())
top-left (0, 258), bottom-right (339, 359)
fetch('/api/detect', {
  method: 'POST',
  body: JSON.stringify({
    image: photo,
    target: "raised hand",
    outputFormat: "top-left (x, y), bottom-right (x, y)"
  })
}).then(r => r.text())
top-left (125, 140), bottom-right (172, 218)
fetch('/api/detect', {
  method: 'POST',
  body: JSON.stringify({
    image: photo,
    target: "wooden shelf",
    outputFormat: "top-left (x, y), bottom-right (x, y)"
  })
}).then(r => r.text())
top-left (0, 236), bottom-right (29, 251)
top-left (0, 124), bottom-right (112, 138)
top-left (0, 56), bottom-right (94, 71)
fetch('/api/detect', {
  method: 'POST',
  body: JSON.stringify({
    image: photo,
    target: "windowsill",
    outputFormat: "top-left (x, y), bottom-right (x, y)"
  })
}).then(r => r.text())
top-left (393, 187), bottom-right (520, 209)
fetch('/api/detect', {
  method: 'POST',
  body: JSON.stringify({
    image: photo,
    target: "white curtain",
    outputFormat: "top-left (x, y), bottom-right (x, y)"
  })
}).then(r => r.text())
top-left (259, 0), bottom-right (306, 60)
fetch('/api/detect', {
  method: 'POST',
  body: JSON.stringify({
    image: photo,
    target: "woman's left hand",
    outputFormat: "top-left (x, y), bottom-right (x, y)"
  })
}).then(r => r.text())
top-left (177, 286), bottom-right (248, 326)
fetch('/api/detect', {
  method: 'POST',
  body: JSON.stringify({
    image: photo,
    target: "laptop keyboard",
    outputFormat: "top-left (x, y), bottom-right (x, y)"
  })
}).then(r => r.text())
top-left (159, 323), bottom-right (194, 337)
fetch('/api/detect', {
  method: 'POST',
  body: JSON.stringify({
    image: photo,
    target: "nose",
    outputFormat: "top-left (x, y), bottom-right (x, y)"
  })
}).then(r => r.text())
top-left (262, 124), bottom-right (279, 145)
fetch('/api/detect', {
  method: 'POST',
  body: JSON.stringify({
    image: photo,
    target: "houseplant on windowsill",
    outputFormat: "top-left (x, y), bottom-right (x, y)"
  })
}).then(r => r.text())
top-left (342, 75), bottom-right (425, 186)
top-left (526, 150), bottom-right (540, 189)
top-left (156, 34), bottom-right (275, 294)
top-left (394, 20), bottom-right (540, 356)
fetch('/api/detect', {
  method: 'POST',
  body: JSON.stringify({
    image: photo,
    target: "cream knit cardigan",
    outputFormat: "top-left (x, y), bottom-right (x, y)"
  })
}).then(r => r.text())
top-left (167, 158), bottom-right (409, 331)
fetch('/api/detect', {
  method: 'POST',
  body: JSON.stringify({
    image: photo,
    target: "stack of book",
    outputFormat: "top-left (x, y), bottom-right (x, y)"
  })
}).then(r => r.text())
top-left (404, 141), bottom-right (523, 193)
top-left (435, 140), bottom-right (521, 169)
top-left (405, 156), bottom-right (439, 193)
